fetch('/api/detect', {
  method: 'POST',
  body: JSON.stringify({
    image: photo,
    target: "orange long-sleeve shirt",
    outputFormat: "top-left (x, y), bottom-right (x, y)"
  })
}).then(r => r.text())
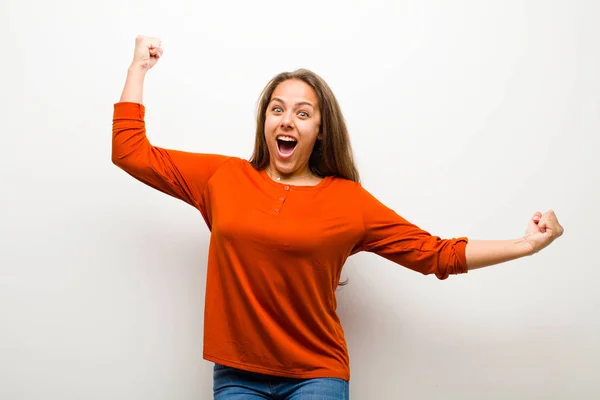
top-left (112, 102), bottom-right (469, 381)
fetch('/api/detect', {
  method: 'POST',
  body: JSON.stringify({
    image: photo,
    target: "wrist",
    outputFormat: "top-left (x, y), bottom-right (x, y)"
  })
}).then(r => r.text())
top-left (517, 235), bottom-right (537, 256)
top-left (128, 61), bottom-right (149, 76)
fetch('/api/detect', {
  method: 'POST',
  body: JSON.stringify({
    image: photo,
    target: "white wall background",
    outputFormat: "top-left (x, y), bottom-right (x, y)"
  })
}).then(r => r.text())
top-left (2, 0), bottom-right (598, 398)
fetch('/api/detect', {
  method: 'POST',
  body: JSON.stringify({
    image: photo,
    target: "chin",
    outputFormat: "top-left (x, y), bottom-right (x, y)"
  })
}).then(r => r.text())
top-left (270, 158), bottom-right (299, 175)
top-left (273, 161), bottom-right (293, 173)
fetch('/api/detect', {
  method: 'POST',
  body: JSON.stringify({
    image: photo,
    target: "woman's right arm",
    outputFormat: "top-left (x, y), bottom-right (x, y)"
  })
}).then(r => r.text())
top-left (112, 36), bottom-right (230, 213)
top-left (120, 35), bottom-right (162, 103)
top-left (120, 63), bottom-right (148, 104)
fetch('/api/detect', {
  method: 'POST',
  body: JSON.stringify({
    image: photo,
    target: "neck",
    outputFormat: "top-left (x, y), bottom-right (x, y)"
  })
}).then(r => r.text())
top-left (266, 166), bottom-right (314, 183)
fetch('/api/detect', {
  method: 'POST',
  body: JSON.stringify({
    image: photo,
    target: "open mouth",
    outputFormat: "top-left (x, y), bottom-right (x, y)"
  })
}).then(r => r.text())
top-left (277, 136), bottom-right (297, 157)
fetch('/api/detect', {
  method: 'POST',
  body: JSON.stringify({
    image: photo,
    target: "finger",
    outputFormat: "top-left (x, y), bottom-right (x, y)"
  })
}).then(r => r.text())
top-left (527, 219), bottom-right (541, 235)
top-left (148, 37), bottom-right (162, 49)
top-left (526, 211), bottom-right (542, 234)
top-left (549, 210), bottom-right (564, 236)
top-left (540, 209), bottom-right (558, 225)
top-left (537, 217), bottom-right (548, 233)
top-left (544, 210), bottom-right (565, 236)
top-left (549, 210), bottom-right (560, 226)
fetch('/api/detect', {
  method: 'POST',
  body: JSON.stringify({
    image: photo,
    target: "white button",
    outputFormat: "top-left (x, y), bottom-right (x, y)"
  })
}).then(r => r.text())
top-left (274, 208), bottom-right (280, 212)
top-left (284, 186), bottom-right (290, 191)
top-left (279, 197), bottom-right (285, 201)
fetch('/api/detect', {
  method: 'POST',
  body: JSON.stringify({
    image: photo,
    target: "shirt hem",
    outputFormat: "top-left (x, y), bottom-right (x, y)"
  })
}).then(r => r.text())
top-left (203, 352), bottom-right (350, 381)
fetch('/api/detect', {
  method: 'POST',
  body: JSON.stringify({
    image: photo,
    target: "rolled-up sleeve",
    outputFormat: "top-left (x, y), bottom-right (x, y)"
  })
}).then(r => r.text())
top-left (112, 102), bottom-right (231, 218)
top-left (355, 185), bottom-right (468, 280)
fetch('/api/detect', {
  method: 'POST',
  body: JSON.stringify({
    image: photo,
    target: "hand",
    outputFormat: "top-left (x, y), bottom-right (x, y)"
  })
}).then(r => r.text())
top-left (131, 35), bottom-right (163, 70)
top-left (523, 210), bottom-right (564, 255)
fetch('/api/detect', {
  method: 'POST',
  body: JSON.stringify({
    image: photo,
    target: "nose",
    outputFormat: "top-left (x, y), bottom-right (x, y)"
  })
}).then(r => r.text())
top-left (280, 112), bottom-right (294, 129)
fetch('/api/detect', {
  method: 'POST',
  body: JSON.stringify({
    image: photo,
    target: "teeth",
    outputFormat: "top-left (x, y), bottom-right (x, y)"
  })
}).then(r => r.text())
top-left (278, 136), bottom-right (297, 142)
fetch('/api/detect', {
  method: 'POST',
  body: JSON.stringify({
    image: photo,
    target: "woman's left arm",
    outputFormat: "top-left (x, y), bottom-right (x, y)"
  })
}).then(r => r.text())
top-left (466, 210), bottom-right (564, 270)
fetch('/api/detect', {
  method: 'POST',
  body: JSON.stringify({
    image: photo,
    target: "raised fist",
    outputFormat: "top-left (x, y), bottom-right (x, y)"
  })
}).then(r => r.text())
top-left (131, 35), bottom-right (163, 70)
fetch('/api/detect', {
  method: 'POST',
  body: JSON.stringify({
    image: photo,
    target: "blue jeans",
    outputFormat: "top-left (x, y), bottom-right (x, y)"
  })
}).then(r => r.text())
top-left (213, 363), bottom-right (349, 399)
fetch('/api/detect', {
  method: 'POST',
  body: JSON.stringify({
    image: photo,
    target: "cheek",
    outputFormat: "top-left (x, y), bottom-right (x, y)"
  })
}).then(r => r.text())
top-left (300, 122), bottom-right (320, 142)
top-left (264, 117), bottom-right (277, 135)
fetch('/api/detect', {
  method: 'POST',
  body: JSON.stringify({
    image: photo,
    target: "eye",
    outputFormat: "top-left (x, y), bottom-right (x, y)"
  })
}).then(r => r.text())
top-left (271, 106), bottom-right (283, 113)
top-left (298, 111), bottom-right (309, 118)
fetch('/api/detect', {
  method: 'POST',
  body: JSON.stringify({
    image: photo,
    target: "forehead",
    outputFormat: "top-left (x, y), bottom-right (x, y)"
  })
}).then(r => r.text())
top-left (271, 79), bottom-right (318, 106)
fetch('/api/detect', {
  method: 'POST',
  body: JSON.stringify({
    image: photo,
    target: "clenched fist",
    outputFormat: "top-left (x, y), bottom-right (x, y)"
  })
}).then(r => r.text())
top-left (523, 210), bottom-right (564, 254)
top-left (131, 35), bottom-right (163, 70)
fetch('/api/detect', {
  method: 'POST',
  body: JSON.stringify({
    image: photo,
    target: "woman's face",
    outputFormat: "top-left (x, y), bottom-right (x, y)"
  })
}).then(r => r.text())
top-left (264, 79), bottom-right (321, 177)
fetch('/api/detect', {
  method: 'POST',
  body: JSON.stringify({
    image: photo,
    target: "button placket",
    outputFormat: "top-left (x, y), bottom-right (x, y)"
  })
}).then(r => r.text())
top-left (274, 186), bottom-right (290, 214)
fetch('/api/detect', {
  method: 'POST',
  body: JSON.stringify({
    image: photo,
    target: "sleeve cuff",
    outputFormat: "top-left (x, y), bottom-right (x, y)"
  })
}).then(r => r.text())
top-left (113, 102), bottom-right (145, 120)
top-left (455, 237), bottom-right (469, 274)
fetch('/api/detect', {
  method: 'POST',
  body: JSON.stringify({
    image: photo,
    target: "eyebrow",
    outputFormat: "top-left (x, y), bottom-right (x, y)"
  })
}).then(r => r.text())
top-left (270, 97), bottom-right (315, 109)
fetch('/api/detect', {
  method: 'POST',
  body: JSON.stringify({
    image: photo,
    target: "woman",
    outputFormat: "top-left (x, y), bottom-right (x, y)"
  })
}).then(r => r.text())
top-left (112, 36), bottom-right (564, 400)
